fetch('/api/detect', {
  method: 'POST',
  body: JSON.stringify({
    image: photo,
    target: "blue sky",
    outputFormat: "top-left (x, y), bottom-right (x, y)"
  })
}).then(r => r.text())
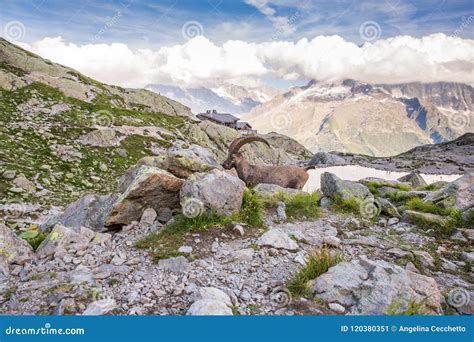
top-left (1, 0), bottom-right (473, 48)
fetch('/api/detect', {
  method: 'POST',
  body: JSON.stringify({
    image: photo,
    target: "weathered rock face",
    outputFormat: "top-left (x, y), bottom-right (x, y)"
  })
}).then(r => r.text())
top-left (186, 299), bottom-right (233, 316)
top-left (253, 183), bottom-right (303, 200)
top-left (377, 197), bottom-right (400, 218)
top-left (423, 173), bottom-right (473, 213)
top-left (321, 172), bottom-right (373, 202)
top-left (397, 173), bottom-right (427, 188)
top-left (0, 224), bottom-right (34, 279)
top-left (311, 257), bottom-right (442, 315)
top-left (106, 166), bottom-right (184, 227)
top-left (309, 152), bottom-right (346, 166)
top-left (119, 144), bottom-right (219, 185)
top-left (36, 224), bottom-right (107, 259)
top-left (79, 128), bottom-right (121, 147)
top-left (41, 194), bottom-right (117, 232)
top-left (180, 169), bottom-right (245, 216)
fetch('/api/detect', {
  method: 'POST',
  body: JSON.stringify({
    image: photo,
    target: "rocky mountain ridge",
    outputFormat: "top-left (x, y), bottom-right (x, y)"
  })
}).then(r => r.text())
top-left (244, 79), bottom-right (473, 156)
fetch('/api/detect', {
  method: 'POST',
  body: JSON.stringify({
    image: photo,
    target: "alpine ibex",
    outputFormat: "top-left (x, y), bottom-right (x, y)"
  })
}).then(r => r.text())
top-left (222, 136), bottom-right (311, 189)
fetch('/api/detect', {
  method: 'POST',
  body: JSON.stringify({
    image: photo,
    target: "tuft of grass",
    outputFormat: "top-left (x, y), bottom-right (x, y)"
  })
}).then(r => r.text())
top-left (136, 189), bottom-right (264, 261)
top-left (19, 225), bottom-right (48, 251)
top-left (405, 198), bottom-right (452, 216)
top-left (273, 192), bottom-right (321, 220)
top-left (287, 248), bottom-right (344, 297)
top-left (332, 196), bottom-right (361, 216)
top-left (386, 297), bottom-right (428, 315)
top-left (365, 181), bottom-right (411, 192)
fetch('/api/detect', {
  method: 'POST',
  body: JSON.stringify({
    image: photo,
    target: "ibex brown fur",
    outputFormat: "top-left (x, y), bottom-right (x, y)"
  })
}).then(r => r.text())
top-left (222, 136), bottom-right (310, 189)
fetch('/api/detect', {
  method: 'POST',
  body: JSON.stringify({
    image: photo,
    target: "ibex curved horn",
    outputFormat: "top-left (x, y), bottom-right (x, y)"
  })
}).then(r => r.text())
top-left (227, 136), bottom-right (270, 157)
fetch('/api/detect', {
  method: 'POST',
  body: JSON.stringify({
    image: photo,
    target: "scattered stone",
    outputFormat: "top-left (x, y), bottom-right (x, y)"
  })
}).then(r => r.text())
top-left (186, 299), bottom-right (233, 316)
top-left (233, 224), bottom-right (245, 236)
top-left (68, 265), bottom-right (95, 284)
top-left (321, 172), bottom-right (373, 202)
top-left (253, 183), bottom-right (303, 200)
top-left (276, 201), bottom-right (287, 221)
top-left (0, 224), bottom-right (34, 279)
top-left (158, 256), bottom-right (190, 273)
top-left (328, 302), bottom-right (345, 313)
top-left (36, 225), bottom-right (96, 258)
top-left (320, 197), bottom-right (332, 208)
top-left (323, 236), bottom-right (341, 248)
top-left (402, 210), bottom-right (446, 226)
top-left (387, 217), bottom-right (399, 226)
top-left (256, 229), bottom-right (299, 251)
top-left (139, 208), bottom-right (157, 229)
top-left (82, 298), bottom-right (117, 315)
top-left (413, 251), bottom-right (435, 268)
top-left (178, 246), bottom-right (193, 254)
top-left (79, 128), bottom-right (120, 147)
top-left (2, 170), bottom-right (16, 180)
top-left (308, 152), bottom-right (346, 166)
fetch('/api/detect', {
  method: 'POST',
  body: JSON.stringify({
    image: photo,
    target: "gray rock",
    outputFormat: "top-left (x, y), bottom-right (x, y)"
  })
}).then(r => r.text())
top-left (68, 265), bottom-right (95, 284)
top-left (309, 152), bottom-right (345, 166)
top-left (186, 299), bottom-right (233, 316)
top-left (323, 236), bottom-right (341, 248)
top-left (79, 128), bottom-right (120, 147)
top-left (328, 302), bottom-right (345, 313)
top-left (40, 194), bottom-right (116, 232)
top-left (178, 246), bottom-right (193, 254)
top-left (397, 173), bottom-right (427, 188)
top-left (82, 298), bottom-right (117, 315)
top-left (50, 103), bottom-right (70, 115)
top-left (158, 256), bottom-right (190, 273)
top-left (192, 287), bottom-right (232, 306)
top-left (253, 183), bottom-right (303, 200)
top-left (106, 166), bottom-right (183, 227)
top-left (36, 224), bottom-right (98, 258)
top-left (413, 250), bottom-right (435, 268)
top-left (0, 223), bottom-right (34, 278)
top-left (276, 201), bottom-right (287, 221)
top-left (310, 257), bottom-right (442, 315)
top-left (180, 169), bottom-right (245, 216)
top-left (359, 177), bottom-right (411, 189)
top-left (2, 170), bottom-right (16, 180)
top-left (423, 173), bottom-right (473, 212)
top-left (139, 208), bottom-right (157, 229)
top-left (320, 172), bottom-right (373, 202)
top-left (256, 229), bottom-right (299, 251)
top-left (320, 197), bottom-right (332, 208)
top-left (377, 197), bottom-right (400, 217)
top-left (402, 210), bottom-right (446, 226)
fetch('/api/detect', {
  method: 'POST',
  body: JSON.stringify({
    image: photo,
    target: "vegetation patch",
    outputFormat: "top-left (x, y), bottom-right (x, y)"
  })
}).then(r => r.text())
top-left (136, 189), bottom-right (264, 261)
top-left (386, 297), bottom-right (428, 316)
top-left (19, 225), bottom-right (48, 251)
top-left (263, 192), bottom-right (321, 220)
top-left (287, 248), bottom-right (344, 298)
top-left (331, 196), bottom-right (361, 216)
top-left (405, 198), bottom-right (452, 216)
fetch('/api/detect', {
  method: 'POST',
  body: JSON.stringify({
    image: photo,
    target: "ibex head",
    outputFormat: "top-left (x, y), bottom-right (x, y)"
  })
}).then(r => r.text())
top-left (223, 136), bottom-right (271, 169)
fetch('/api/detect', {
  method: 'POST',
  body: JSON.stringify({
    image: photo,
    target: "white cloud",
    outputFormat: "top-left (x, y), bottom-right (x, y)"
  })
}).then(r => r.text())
top-left (18, 33), bottom-right (474, 89)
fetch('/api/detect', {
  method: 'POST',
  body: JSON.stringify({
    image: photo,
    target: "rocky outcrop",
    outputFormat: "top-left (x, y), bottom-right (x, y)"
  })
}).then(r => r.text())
top-left (310, 257), bottom-right (442, 315)
top-left (321, 172), bottom-right (373, 202)
top-left (79, 128), bottom-right (121, 147)
top-left (106, 166), bottom-right (183, 227)
top-left (256, 229), bottom-right (299, 251)
top-left (0, 224), bottom-right (34, 279)
top-left (401, 210), bottom-right (446, 226)
top-left (180, 169), bottom-right (245, 216)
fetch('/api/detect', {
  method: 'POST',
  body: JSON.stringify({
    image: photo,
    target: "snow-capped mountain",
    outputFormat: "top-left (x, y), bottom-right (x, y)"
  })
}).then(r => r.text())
top-left (243, 79), bottom-right (474, 156)
top-left (146, 83), bottom-right (280, 115)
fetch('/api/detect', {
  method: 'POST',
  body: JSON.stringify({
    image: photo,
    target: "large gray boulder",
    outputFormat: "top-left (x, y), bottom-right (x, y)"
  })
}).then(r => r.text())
top-left (320, 172), bottom-right (373, 202)
top-left (0, 224), bottom-right (34, 279)
top-left (180, 169), bottom-right (245, 216)
top-left (40, 194), bottom-right (116, 232)
top-left (309, 152), bottom-right (345, 166)
top-left (105, 166), bottom-right (183, 227)
top-left (310, 257), bottom-right (442, 315)
top-left (423, 173), bottom-right (473, 213)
